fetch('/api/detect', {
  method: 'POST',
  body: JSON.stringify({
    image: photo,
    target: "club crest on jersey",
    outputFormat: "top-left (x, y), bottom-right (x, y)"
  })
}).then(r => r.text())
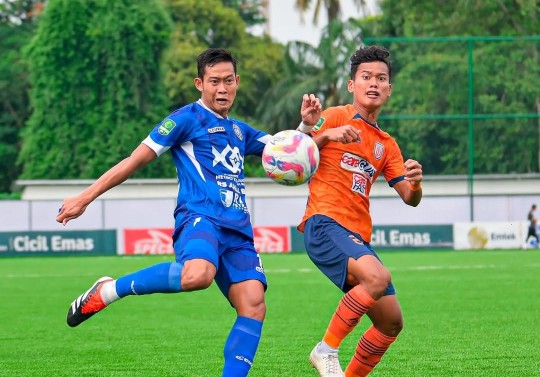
top-left (158, 119), bottom-right (176, 135)
top-left (220, 189), bottom-right (234, 207)
top-left (233, 123), bottom-right (243, 141)
top-left (313, 117), bottom-right (325, 131)
top-left (374, 141), bottom-right (384, 160)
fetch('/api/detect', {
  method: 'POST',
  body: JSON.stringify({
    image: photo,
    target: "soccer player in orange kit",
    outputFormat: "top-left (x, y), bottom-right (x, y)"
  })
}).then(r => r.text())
top-left (297, 45), bottom-right (423, 377)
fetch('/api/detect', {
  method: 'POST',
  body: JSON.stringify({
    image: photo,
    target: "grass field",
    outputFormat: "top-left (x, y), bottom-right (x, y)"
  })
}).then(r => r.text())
top-left (1, 250), bottom-right (539, 376)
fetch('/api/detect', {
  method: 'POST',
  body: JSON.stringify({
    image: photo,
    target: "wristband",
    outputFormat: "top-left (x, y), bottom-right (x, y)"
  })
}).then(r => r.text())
top-left (298, 121), bottom-right (314, 133)
top-left (409, 181), bottom-right (422, 191)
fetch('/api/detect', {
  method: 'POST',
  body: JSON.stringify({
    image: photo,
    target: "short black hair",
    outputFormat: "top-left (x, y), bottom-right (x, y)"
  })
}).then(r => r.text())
top-left (350, 45), bottom-right (392, 81)
top-left (196, 48), bottom-right (237, 78)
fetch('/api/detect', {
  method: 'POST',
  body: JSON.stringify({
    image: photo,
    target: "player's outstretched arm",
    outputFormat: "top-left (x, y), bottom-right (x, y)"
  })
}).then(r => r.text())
top-left (56, 144), bottom-right (157, 225)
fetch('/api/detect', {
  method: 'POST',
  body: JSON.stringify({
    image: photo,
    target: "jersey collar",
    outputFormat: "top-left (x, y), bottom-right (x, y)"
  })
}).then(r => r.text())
top-left (353, 113), bottom-right (380, 130)
top-left (197, 99), bottom-right (229, 120)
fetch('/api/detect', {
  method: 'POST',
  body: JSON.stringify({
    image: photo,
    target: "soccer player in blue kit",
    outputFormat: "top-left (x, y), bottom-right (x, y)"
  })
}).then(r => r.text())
top-left (57, 48), bottom-right (322, 376)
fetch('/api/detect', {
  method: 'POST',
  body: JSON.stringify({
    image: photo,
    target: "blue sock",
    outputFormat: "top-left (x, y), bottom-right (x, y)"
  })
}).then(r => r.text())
top-left (115, 262), bottom-right (183, 297)
top-left (222, 316), bottom-right (263, 377)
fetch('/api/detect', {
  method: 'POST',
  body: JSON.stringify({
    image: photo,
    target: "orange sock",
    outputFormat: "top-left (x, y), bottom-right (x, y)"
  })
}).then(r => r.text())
top-left (345, 325), bottom-right (396, 377)
top-left (322, 285), bottom-right (376, 348)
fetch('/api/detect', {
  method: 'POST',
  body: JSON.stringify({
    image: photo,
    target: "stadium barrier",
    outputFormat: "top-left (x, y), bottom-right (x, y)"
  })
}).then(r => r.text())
top-left (0, 230), bottom-right (117, 256)
top-left (2, 222), bottom-right (536, 256)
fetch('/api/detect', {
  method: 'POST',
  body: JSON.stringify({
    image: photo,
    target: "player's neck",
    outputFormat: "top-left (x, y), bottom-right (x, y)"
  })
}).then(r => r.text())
top-left (353, 103), bottom-right (381, 125)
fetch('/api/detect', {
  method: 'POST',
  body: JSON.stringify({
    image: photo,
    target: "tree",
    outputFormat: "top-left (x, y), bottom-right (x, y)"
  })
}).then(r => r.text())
top-left (0, 22), bottom-right (33, 192)
top-left (162, 0), bottom-right (283, 126)
top-left (256, 18), bottom-right (362, 134)
top-left (0, 0), bottom-right (42, 25)
top-left (294, 0), bottom-right (370, 25)
top-left (221, 0), bottom-right (267, 27)
top-left (18, 0), bottom-right (173, 179)
top-left (375, 0), bottom-right (540, 174)
top-left (0, 0), bottom-right (40, 193)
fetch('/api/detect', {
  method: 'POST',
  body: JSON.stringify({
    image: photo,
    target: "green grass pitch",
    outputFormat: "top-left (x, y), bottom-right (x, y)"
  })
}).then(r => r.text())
top-left (1, 250), bottom-right (539, 376)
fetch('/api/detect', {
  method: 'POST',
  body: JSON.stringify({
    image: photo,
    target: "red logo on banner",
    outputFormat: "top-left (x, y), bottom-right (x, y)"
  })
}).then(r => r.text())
top-left (124, 228), bottom-right (174, 255)
top-left (253, 226), bottom-right (290, 253)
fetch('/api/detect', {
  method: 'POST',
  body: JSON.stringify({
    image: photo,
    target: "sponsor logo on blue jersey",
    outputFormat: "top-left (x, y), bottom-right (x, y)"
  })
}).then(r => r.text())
top-left (212, 145), bottom-right (244, 174)
top-left (158, 119), bottom-right (176, 135)
top-left (208, 126), bottom-right (226, 133)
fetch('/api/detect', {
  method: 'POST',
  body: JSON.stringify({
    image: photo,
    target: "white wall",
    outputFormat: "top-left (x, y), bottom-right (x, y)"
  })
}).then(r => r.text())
top-left (3, 176), bottom-right (539, 231)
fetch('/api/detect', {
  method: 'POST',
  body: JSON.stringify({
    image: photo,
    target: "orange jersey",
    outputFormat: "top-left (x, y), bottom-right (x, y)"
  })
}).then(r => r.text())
top-left (298, 104), bottom-right (406, 242)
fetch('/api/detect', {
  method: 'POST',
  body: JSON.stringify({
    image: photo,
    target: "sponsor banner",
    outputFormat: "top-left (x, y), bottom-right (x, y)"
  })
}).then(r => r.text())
top-left (454, 222), bottom-right (523, 250)
top-left (0, 230), bottom-right (117, 256)
top-left (253, 226), bottom-right (290, 253)
top-left (124, 228), bottom-right (174, 255)
top-left (124, 226), bottom-right (292, 255)
top-left (371, 225), bottom-right (453, 249)
top-left (290, 226), bottom-right (307, 253)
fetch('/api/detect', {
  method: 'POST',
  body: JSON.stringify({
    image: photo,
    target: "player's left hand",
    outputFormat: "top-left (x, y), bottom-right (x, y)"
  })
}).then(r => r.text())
top-left (56, 195), bottom-right (91, 225)
top-left (404, 159), bottom-right (423, 186)
top-left (300, 93), bottom-right (322, 126)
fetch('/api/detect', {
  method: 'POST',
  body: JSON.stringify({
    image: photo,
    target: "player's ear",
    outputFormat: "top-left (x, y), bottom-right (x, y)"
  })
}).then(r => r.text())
top-left (347, 79), bottom-right (354, 93)
top-left (194, 77), bottom-right (203, 92)
top-left (235, 75), bottom-right (240, 86)
top-left (388, 83), bottom-right (392, 97)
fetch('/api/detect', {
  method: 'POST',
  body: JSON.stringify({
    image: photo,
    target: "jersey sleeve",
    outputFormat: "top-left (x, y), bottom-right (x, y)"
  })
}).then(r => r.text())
top-left (143, 111), bottom-right (204, 157)
top-left (243, 123), bottom-right (271, 156)
top-left (384, 138), bottom-right (406, 187)
top-left (310, 107), bottom-right (344, 136)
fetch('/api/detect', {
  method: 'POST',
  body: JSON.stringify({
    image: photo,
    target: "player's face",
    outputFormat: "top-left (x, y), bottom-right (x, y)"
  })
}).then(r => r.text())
top-left (194, 62), bottom-right (240, 118)
top-left (348, 61), bottom-right (391, 111)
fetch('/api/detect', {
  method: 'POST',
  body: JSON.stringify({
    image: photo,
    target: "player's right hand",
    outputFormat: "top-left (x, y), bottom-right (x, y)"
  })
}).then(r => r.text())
top-left (326, 125), bottom-right (361, 144)
top-left (56, 195), bottom-right (90, 225)
top-left (300, 93), bottom-right (322, 126)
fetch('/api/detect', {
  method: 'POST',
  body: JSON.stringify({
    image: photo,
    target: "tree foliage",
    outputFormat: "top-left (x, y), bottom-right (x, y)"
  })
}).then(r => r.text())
top-left (256, 19), bottom-right (362, 134)
top-left (162, 0), bottom-right (283, 127)
top-left (18, 0), bottom-right (174, 179)
top-left (221, 0), bottom-right (267, 27)
top-left (0, 22), bottom-right (33, 191)
top-left (368, 0), bottom-right (540, 174)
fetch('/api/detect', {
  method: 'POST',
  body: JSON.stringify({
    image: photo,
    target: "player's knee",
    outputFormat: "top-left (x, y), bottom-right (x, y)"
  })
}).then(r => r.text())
top-left (389, 317), bottom-right (404, 337)
top-left (363, 268), bottom-right (392, 298)
top-left (181, 271), bottom-right (214, 291)
top-left (237, 300), bottom-right (266, 322)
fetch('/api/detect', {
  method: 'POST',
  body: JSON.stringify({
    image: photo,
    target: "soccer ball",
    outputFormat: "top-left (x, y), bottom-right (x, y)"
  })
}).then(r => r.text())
top-left (262, 130), bottom-right (320, 186)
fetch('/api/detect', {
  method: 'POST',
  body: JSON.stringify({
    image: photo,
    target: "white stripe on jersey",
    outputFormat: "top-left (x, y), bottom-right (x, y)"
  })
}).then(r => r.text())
top-left (142, 136), bottom-right (170, 157)
top-left (258, 134), bottom-right (272, 145)
top-left (181, 141), bottom-right (206, 181)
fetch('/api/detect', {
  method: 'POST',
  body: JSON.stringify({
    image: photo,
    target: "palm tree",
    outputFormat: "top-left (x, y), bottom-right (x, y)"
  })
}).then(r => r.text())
top-left (256, 18), bottom-right (363, 134)
top-left (294, 0), bottom-right (369, 25)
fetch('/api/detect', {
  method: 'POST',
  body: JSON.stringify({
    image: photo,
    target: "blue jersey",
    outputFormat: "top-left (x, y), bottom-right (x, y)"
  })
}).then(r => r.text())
top-left (143, 100), bottom-right (270, 239)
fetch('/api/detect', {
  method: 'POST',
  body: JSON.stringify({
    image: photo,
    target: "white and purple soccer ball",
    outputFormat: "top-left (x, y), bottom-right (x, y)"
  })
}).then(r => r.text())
top-left (262, 130), bottom-right (320, 186)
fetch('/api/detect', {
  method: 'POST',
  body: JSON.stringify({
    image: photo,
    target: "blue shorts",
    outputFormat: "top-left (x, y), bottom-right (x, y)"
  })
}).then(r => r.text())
top-left (304, 214), bottom-right (395, 295)
top-left (173, 216), bottom-right (267, 298)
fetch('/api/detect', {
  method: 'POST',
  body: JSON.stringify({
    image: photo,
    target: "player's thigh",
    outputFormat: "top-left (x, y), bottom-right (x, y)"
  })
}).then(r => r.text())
top-left (174, 216), bottom-right (220, 266)
top-left (304, 214), bottom-right (384, 292)
top-left (228, 279), bottom-right (266, 321)
top-left (366, 294), bottom-right (403, 337)
top-left (215, 236), bottom-right (267, 315)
